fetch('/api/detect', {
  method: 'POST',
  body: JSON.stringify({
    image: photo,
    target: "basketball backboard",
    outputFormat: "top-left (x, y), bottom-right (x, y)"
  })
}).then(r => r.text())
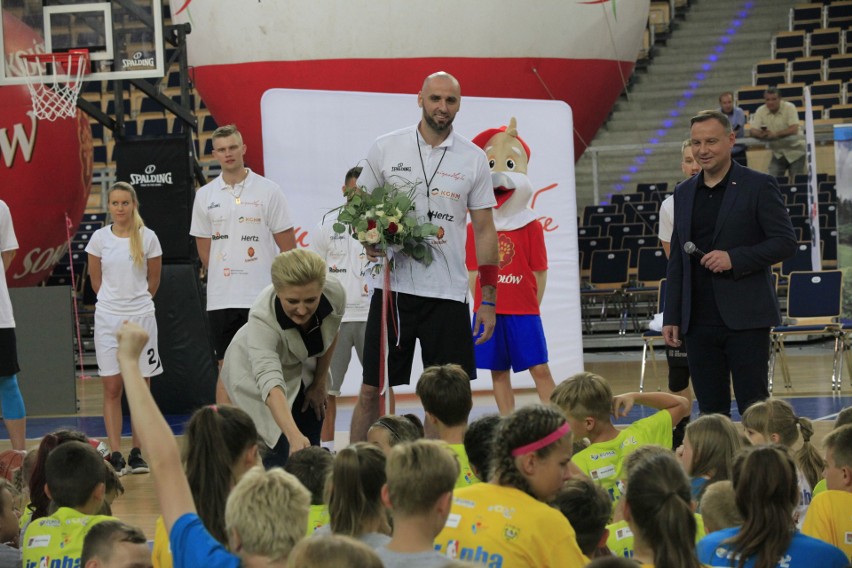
top-left (0, 0), bottom-right (164, 85)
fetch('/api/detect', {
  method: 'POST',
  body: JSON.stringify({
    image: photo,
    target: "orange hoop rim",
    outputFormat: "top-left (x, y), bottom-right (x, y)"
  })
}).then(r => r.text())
top-left (20, 49), bottom-right (90, 75)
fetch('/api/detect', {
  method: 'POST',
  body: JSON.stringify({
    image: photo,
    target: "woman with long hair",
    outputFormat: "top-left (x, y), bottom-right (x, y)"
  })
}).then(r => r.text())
top-left (697, 445), bottom-right (847, 568)
top-left (152, 404), bottom-right (259, 567)
top-left (86, 182), bottom-right (162, 475)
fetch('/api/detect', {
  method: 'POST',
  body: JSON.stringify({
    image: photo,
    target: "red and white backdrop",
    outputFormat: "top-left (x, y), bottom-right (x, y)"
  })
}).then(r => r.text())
top-left (262, 89), bottom-right (582, 395)
top-left (1, 11), bottom-right (93, 287)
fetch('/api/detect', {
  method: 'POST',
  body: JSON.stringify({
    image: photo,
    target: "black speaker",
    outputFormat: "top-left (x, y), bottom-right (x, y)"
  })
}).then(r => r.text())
top-left (121, 263), bottom-right (217, 415)
top-left (114, 137), bottom-right (195, 262)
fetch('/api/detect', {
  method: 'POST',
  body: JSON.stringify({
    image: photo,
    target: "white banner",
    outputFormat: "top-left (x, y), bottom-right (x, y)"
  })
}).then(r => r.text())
top-left (804, 86), bottom-right (821, 270)
top-left (835, 124), bottom-right (852, 316)
top-left (261, 89), bottom-right (583, 395)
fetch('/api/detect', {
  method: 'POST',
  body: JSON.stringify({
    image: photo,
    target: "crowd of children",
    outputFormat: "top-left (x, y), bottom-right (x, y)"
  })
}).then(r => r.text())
top-left (2, 323), bottom-right (850, 568)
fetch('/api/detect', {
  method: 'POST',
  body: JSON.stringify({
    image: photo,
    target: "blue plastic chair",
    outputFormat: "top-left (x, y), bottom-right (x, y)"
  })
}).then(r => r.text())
top-left (769, 270), bottom-right (843, 391)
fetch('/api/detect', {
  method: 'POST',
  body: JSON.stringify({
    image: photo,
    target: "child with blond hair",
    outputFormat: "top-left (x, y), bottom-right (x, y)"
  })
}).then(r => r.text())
top-left (551, 372), bottom-right (689, 507)
top-left (377, 440), bottom-right (459, 567)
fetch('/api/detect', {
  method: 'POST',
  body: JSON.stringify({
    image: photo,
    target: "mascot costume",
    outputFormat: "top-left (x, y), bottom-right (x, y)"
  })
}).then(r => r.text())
top-left (466, 118), bottom-right (556, 414)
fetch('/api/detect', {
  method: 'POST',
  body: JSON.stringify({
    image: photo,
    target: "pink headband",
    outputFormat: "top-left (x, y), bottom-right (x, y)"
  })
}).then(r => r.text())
top-left (511, 423), bottom-right (571, 457)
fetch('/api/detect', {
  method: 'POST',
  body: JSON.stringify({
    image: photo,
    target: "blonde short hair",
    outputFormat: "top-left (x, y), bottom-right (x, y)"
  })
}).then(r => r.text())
top-left (211, 124), bottom-right (243, 144)
top-left (224, 466), bottom-right (310, 561)
top-left (699, 480), bottom-right (743, 533)
top-left (271, 249), bottom-right (327, 291)
top-left (550, 372), bottom-right (612, 421)
top-left (386, 440), bottom-right (459, 516)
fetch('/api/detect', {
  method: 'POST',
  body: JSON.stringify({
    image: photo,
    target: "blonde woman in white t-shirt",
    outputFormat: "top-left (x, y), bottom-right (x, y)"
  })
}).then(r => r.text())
top-left (86, 182), bottom-right (163, 476)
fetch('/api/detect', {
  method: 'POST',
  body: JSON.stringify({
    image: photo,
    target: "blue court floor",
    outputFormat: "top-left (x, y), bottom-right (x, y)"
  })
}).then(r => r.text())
top-left (3, 336), bottom-right (850, 443)
top-left (3, 394), bottom-right (850, 442)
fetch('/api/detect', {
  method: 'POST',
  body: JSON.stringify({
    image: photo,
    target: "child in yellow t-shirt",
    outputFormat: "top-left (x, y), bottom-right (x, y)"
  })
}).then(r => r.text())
top-left (22, 441), bottom-right (115, 568)
top-left (284, 446), bottom-right (333, 536)
top-left (415, 364), bottom-right (479, 489)
top-left (551, 372), bottom-right (690, 508)
top-left (802, 424), bottom-right (852, 560)
top-left (435, 405), bottom-right (588, 566)
top-left (808, 406), bottom-right (852, 499)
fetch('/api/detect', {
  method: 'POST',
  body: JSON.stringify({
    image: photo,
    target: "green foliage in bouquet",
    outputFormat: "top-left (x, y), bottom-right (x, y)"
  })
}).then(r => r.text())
top-left (331, 181), bottom-right (440, 266)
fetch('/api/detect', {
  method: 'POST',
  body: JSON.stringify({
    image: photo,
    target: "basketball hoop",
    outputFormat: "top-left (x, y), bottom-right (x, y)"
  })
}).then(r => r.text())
top-left (19, 49), bottom-right (89, 121)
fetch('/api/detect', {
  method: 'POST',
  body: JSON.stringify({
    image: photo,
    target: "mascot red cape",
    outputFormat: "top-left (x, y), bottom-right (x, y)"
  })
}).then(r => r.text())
top-left (466, 117), bottom-right (555, 414)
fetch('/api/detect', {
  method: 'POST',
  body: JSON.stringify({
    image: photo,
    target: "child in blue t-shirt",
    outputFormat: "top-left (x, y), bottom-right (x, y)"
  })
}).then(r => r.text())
top-left (697, 445), bottom-right (847, 568)
top-left (116, 321), bottom-right (311, 568)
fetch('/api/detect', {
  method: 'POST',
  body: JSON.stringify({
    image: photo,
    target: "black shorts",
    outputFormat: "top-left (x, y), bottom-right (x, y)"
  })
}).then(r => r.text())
top-left (208, 308), bottom-right (250, 360)
top-left (362, 291), bottom-right (476, 388)
top-left (0, 328), bottom-right (20, 376)
top-left (666, 341), bottom-right (690, 392)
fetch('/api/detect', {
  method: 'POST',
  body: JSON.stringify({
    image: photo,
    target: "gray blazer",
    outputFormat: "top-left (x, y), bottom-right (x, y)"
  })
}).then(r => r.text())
top-left (222, 278), bottom-right (345, 447)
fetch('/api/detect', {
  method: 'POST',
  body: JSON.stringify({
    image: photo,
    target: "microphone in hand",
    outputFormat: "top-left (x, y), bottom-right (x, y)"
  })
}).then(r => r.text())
top-left (684, 241), bottom-right (706, 260)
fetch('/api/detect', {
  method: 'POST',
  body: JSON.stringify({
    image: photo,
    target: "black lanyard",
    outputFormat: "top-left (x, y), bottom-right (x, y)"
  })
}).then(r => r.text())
top-left (416, 131), bottom-right (448, 221)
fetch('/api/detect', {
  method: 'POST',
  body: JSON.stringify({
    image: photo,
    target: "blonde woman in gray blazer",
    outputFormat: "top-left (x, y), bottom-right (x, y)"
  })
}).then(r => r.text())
top-left (222, 248), bottom-right (345, 467)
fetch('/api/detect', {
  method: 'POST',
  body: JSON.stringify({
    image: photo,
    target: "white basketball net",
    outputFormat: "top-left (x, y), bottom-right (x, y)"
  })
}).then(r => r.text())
top-left (21, 52), bottom-right (89, 121)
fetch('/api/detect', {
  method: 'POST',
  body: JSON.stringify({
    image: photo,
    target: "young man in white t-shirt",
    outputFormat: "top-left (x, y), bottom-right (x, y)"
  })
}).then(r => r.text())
top-left (190, 124), bottom-right (296, 404)
top-left (0, 200), bottom-right (26, 450)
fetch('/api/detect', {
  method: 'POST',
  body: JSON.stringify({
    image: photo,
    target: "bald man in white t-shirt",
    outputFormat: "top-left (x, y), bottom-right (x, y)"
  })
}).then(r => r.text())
top-left (349, 72), bottom-right (499, 441)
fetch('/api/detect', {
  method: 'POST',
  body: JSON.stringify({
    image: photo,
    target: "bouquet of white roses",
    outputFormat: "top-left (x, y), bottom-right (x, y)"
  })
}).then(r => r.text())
top-left (331, 181), bottom-right (440, 268)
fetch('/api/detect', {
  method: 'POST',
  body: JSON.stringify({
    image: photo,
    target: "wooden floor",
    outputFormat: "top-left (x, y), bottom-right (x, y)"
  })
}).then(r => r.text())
top-left (4, 342), bottom-right (850, 539)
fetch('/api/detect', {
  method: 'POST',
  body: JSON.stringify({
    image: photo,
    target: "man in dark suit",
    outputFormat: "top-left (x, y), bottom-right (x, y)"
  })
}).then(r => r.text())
top-left (663, 110), bottom-right (797, 416)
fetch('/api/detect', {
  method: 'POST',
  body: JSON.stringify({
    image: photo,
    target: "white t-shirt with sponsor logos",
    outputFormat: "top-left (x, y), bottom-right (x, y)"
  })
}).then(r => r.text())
top-left (658, 195), bottom-right (674, 243)
top-left (312, 217), bottom-right (370, 322)
top-left (190, 169), bottom-right (294, 310)
top-left (85, 225), bottom-right (162, 315)
top-left (0, 200), bottom-right (19, 329)
top-left (357, 125), bottom-right (496, 302)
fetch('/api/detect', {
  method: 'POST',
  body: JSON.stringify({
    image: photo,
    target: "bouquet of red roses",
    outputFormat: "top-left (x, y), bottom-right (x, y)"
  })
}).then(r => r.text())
top-left (332, 181), bottom-right (439, 269)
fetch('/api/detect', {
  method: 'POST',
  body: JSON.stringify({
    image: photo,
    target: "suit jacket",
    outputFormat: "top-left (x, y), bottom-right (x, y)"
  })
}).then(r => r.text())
top-left (663, 162), bottom-right (796, 333)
